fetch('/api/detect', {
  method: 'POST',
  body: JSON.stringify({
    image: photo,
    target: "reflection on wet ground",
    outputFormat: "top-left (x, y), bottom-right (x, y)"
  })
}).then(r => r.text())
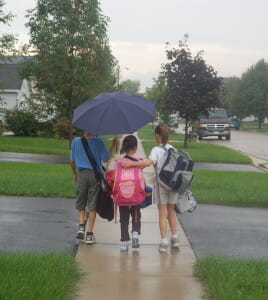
top-left (0, 195), bottom-right (78, 253)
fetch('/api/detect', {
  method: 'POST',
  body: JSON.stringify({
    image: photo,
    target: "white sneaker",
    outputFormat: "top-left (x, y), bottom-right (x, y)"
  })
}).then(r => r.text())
top-left (132, 231), bottom-right (140, 248)
top-left (158, 242), bottom-right (168, 253)
top-left (85, 233), bottom-right (96, 244)
top-left (120, 241), bottom-right (129, 252)
top-left (171, 237), bottom-right (179, 249)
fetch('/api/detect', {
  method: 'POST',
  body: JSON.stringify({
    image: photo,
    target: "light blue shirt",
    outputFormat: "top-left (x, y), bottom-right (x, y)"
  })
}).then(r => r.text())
top-left (70, 137), bottom-right (109, 171)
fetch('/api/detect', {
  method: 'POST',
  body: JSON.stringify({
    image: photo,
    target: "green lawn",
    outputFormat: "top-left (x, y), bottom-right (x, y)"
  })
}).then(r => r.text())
top-left (191, 170), bottom-right (268, 207)
top-left (241, 121), bottom-right (268, 132)
top-left (137, 124), bottom-right (184, 141)
top-left (0, 136), bottom-right (113, 155)
top-left (195, 256), bottom-right (268, 300)
top-left (0, 252), bottom-right (81, 300)
top-left (0, 136), bottom-right (70, 155)
top-left (0, 162), bottom-right (75, 198)
top-left (142, 141), bottom-right (252, 164)
top-left (1, 162), bottom-right (267, 207)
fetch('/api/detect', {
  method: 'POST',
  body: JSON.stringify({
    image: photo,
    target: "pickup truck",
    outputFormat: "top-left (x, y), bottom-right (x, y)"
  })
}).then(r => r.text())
top-left (193, 109), bottom-right (231, 140)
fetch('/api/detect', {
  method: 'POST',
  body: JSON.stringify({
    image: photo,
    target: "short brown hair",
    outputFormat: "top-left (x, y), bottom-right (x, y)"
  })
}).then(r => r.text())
top-left (155, 123), bottom-right (170, 144)
top-left (120, 135), bottom-right (137, 154)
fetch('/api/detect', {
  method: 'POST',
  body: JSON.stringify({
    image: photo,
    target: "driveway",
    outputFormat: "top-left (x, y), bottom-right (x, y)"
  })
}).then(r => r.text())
top-left (178, 204), bottom-right (268, 259)
top-left (0, 195), bottom-right (78, 253)
top-left (205, 130), bottom-right (268, 168)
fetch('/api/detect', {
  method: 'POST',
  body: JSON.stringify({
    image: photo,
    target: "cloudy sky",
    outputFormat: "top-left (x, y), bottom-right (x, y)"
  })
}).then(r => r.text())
top-left (2, 0), bottom-right (268, 90)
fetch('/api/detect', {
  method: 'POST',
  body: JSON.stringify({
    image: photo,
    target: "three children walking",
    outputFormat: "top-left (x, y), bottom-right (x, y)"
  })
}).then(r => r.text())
top-left (72, 123), bottom-right (180, 253)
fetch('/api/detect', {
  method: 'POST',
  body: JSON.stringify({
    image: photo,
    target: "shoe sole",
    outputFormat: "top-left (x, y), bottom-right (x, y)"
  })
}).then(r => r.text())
top-left (171, 243), bottom-right (180, 249)
top-left (85, 240), bottom-right (96, 245)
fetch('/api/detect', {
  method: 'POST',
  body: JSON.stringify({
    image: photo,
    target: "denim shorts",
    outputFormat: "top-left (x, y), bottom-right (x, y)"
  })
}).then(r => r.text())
top-left (76, 169), bottom-right (100, 211)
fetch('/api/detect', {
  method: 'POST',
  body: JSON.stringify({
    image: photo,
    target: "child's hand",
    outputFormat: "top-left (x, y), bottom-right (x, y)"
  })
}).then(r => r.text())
top-left (121, 161), bottom-right (132, 168)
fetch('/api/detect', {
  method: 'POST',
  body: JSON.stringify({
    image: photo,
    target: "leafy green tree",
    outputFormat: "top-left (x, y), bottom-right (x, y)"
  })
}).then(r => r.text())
top-left (145, 76), bottom-right (169, 123)
top-left (221, 77), bottom-right (247, 121)
top-left (162, 36), bottom-right (222, 147)
top-left (239, 59), bottom-right (268, 128)
top-left (0, 0), bottom-right (16, 107)
top-left (120, 79), bottom-right (140, 95)
top-left (21, 0), bottom-right (116, 139)
top-left (0, 0), bottom-right (15, 57)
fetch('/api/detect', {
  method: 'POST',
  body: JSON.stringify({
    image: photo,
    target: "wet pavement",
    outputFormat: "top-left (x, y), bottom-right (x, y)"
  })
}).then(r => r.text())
top-left (213, 130), bottom-right (268, 162)
top-left (0, 152), bottom-right (69, 164)
top-left (195, 162), bottom-right (263, 172)
top-left (0, 195), bottom-right (78, 253)
top-left (179, 204), bottom-right (268, 259)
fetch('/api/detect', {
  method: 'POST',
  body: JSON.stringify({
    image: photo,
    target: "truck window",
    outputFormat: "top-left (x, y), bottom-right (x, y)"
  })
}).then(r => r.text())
top-left (201, 110), bottom-right (228, 119)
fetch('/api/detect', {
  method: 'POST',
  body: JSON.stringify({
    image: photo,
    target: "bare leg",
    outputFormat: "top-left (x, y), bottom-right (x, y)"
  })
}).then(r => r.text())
top-left (158, 204), bottom-right (168, 239)
top-left (78, 210), bottom-right (85, 225)
top-left (167, 204), bottom-right (177, 235)
top-left (87, 210), bottom-right (97, 232)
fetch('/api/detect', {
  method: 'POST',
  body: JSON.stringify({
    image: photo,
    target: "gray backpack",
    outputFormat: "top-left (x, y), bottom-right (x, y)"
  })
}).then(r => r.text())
top-left (158, 146), bottom-right (194, 193)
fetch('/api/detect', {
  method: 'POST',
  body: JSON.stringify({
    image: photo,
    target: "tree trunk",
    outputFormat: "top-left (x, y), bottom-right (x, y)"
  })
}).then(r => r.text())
top-left (183, 118), bottom-right (189, 148)
top-left (258, 117), bottom-right (262, 129)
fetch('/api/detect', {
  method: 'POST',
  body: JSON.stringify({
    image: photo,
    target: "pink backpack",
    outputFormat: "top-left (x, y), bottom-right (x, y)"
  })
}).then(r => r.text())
top-left (113, 157), bottom-right (145, 206)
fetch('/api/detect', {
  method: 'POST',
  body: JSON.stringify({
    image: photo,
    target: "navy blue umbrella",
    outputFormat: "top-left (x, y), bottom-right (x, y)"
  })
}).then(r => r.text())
top-left (72, 91), bottom-right (155, 135)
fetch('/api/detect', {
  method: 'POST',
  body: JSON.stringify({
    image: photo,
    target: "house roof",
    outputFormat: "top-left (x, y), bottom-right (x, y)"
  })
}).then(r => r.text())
top-left (0, 56), bottom-right (27, 90)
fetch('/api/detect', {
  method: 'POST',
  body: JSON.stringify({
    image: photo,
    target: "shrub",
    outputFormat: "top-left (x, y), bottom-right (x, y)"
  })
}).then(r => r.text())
top-left (5, 108), bottom-right (40, 136)
top-left (53, 117), bottom-right (72, 139)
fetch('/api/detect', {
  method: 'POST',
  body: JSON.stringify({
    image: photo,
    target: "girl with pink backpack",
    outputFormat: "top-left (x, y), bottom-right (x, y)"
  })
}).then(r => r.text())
top-left (113, 135), bottom-right (145, 252)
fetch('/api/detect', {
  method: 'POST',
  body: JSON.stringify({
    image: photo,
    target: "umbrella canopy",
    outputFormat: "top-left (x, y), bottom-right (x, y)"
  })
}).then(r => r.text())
top-left (72, 91), bottom-right (155, 135)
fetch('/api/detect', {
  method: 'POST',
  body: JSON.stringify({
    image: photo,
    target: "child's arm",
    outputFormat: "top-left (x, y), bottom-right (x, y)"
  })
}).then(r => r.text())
top-left (121, 159), bottom-right (153, 168)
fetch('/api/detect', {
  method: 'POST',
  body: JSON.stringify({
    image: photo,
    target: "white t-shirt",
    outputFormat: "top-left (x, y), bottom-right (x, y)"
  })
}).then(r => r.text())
top-left (149, 144), bottom-right (174, 173)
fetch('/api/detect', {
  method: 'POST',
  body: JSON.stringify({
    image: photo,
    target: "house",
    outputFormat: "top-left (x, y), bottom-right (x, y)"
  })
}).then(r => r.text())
top-left (0, 56), bottom-right (30, 121)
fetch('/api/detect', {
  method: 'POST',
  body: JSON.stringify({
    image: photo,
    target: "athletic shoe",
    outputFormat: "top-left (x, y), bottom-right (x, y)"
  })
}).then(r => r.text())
top-left (158, 242), bottom-right (168, 253)
top-left (171, 236), bottom-right (179, 249)
top-left (120, 241), bottom-right (129, 252)
top-left (132, 231), bottom-right (140, 248)
top-left (76, 224), bottom-right (85, 239)
top-left (85, 232), bottom-right (96, 244)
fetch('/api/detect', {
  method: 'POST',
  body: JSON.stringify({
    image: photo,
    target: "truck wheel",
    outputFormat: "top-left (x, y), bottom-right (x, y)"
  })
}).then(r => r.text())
top-left (218, 136), bottom-right (222, 140)
top-left (198, 135), bottom-right (202, 140)
top-left (226, 135), bottom-right (231, 140)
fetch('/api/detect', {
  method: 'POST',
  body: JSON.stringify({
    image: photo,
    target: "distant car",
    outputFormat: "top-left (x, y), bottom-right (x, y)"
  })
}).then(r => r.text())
top-left (168, 117), bottom-right (179, 128)
top-left (229, 118), bottom-right (240, 130)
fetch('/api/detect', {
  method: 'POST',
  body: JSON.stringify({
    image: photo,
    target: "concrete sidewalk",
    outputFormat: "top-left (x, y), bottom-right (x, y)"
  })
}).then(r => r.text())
top-left (75, 135), bottom-right (203, 300)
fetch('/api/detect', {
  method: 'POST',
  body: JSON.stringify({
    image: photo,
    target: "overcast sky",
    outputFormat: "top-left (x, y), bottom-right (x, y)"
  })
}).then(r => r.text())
top-left (2, 0), bottom-right (268, 91)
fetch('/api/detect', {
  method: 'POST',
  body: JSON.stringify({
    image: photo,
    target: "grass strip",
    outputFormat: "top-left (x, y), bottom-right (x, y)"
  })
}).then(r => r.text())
top-left (0, 162), bottom-right (75, 198)
top-left (142, 141), bottom-right (251, 164)
top-left (195, 256), bottom-right (268, 300)
top-left (0, 136), bottom-right (70, 155)
top-left (192, 169), bottom-right (268, 207)
top-left (0, 136), bottom-right (113, 155)
top-left (1, 163), bottom-right (268, 207)
top-left (0, 251), bottom-right (81, 300)
top-left (137, 124), bottom-right (184, 141)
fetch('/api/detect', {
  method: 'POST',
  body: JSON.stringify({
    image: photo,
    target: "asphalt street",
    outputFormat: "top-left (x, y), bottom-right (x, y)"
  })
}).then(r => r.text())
top-left (0, 195), bottom-right (78, 253)
top-left (178, 204), bottom-right (268, 259)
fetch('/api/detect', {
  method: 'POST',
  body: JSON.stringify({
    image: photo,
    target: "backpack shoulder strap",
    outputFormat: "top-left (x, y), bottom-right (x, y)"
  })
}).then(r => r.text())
top-left (81, 137), bottom-right (101, 181)
top-left (124, 155), bottom-right (139, 162)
